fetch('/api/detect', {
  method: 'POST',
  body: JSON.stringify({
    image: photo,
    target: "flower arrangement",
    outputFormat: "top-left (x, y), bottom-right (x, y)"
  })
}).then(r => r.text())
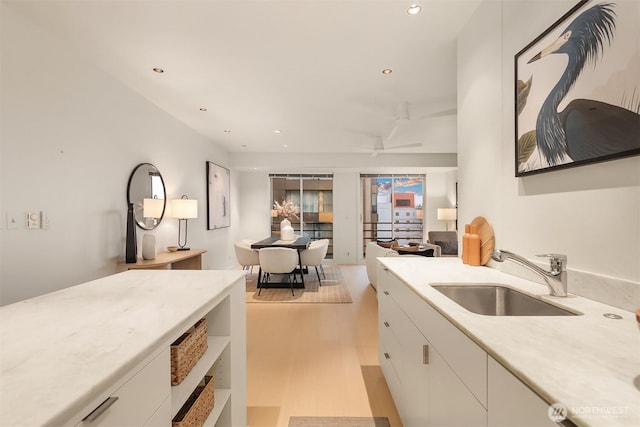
top-left (273, 199), bottom-right (299, 219)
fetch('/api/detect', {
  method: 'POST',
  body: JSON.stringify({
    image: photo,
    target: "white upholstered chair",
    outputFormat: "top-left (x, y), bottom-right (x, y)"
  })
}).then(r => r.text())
top-left (234, 240), bottom-right (260, 275)
top-left (258, 247), bottom-right (300, 296)
top-left (300, 239), bottom-right (329, 284)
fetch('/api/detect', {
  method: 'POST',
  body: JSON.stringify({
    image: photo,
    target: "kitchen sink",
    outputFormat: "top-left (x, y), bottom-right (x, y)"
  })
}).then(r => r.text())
top-left (431, 283), bottom-right (580, 316)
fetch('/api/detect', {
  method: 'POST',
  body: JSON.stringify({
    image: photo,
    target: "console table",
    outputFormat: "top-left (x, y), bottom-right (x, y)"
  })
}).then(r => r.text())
top-left (117, 249), bottom-right (207, 272)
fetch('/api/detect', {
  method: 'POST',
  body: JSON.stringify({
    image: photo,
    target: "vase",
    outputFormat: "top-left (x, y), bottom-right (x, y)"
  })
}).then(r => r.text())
top-left (142, 234), bottom-right (156, 260)
top-left (125, 203), bottom-right (138, 263)
top-left (280, 218), bottom-right (294, 241)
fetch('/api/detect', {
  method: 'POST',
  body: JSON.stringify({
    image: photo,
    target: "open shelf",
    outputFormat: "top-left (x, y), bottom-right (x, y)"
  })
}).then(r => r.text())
top-left (203, 389), bottom-right (231, 427)
top-left (171, 335), bottom-right (230, 416)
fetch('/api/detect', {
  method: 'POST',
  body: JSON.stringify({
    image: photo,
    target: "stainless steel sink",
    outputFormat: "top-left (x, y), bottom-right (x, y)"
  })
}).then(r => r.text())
top-left (431, 283), bottom-right (580, 316)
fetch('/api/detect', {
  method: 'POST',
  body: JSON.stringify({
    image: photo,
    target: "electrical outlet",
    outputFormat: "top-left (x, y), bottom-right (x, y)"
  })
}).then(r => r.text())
top-left (6, 212), bottom-right (19, 230)
top-left (26, 212), bottom-right (40, 229)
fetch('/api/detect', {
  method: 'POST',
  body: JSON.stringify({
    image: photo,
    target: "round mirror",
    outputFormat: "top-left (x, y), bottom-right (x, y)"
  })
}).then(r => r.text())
top-left (127, 163), bottom-right (166, 230)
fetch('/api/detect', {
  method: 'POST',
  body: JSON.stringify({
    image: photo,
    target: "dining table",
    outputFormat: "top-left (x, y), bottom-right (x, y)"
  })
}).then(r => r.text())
top-left (251, 236), bottom-right (311, 287)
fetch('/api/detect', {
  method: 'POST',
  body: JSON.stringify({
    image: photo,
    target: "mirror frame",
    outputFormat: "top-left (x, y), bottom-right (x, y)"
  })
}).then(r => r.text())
top-left (126, 163), bottom-right (167, 230)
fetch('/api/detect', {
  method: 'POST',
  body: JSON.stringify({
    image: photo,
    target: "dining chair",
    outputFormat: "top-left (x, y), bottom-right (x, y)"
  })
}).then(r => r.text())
top-left (300, 239), bottom-right (329, 284)
top-left (258, 247), bottom-right (300, 296)
top-left (234, 240), bottom-right (260, 276)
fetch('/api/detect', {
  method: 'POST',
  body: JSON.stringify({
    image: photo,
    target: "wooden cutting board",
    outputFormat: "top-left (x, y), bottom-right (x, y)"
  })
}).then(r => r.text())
top-left (471, 216), bottom-right (495, 265)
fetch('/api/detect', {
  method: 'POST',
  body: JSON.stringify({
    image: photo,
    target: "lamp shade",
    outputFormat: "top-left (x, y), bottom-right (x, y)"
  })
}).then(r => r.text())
top-left (437, 208), bottom-right (457, 221)
top-left (170, 198), bottom-right (198, 219)
top-left (143, 198), bottom-right (164, 219)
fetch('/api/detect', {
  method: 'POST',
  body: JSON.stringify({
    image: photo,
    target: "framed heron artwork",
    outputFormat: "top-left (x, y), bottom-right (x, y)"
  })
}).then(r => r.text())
top-left (514, 0), bottom-right (640, 177)
top-left (206, 161), bottom-right (231, 229)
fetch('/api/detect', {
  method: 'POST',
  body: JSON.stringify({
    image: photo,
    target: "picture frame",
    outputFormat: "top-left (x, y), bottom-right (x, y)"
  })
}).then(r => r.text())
top-left (206, 161), bottom-right (231, 229)
top-left (514, 0), bottom-right (640, 177)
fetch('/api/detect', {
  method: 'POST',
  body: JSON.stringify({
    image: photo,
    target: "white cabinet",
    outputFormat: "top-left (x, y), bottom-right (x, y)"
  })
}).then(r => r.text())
top-left (488, 357), bottom-right (557, 427)
top-left (428, 345), bottom-right (487, 427)
top-left (377, 265), bottom-right (487, 427)
top-left (378, 278), bottom-right (429, 426)
top-left (75, 349), bottom-right (171, 427)
top-left (378, 263), bottom-right (557, 427)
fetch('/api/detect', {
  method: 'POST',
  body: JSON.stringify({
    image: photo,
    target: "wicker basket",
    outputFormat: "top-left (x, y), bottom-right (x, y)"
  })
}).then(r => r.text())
top-left (171, 319), bottom-right (208, 386)
top-left (172, 375), bottom-right (215, 427)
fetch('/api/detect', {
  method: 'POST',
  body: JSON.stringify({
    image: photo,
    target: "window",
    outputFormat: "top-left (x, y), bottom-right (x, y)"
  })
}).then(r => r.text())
top-left (361, 174), bottom-right (425, 255)
top-left (270, 174), bottom-right (333, 258)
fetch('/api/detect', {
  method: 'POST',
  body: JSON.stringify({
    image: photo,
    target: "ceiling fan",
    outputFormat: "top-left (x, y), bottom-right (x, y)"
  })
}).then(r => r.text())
top-left (386, 101), bottom-right (456, 141)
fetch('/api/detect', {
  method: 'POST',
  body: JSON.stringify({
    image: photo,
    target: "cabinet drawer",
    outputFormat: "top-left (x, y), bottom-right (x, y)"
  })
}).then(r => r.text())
top-left (383, 268), bottom-right (487, 408)
top-left (77, 348), bottom-right (171, 427)
top-left (379, 341), bottom-right (401, 400)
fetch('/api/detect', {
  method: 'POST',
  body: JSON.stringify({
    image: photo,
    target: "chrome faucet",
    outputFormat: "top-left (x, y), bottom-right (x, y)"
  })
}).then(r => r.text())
top-left (491, 249), bottom-right (568, 297)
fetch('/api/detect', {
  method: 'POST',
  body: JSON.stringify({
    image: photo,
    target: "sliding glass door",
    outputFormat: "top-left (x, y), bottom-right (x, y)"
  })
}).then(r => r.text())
top-left (270, 174), bottom-right (333, 258)
top-left (361, 174), bottom-right (424, 255)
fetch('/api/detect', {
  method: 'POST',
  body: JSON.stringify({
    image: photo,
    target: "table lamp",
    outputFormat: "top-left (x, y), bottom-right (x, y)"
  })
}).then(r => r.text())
top-left (170, 195), bottom-right (198, 251)
top-left (437, 208), bottom-right (457, 231)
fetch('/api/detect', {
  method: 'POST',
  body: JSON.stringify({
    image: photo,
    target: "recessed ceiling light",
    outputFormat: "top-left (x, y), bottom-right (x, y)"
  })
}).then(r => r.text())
top-left (274, 130), bottom-right (282, 134)
top-left (382, 68), bottom-right (393, 75)
top-left (283, 144), bottom-right (288, 148)
top-left (152, 67), bottom-right (164, 73)
top-left (407, 4), bottom-right (422, 15)
top-left (200, 108), bottom-right (208, 112)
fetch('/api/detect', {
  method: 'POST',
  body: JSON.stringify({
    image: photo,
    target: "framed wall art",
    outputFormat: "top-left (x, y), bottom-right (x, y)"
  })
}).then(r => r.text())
top-left (514, 0), bottom-right (640, 177)
top-left (206, 161), bottom-right (231, 229)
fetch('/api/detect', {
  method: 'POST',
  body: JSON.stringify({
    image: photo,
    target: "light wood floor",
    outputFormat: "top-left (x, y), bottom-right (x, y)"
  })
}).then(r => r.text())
top-left (246, 264), bottom-right (402, 427)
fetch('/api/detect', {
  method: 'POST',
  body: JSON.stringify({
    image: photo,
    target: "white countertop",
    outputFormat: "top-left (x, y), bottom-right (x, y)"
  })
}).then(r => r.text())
top-left (379, 257), bottom-right (640, 427)
top-left (0, 270), bottom-right (245, 427)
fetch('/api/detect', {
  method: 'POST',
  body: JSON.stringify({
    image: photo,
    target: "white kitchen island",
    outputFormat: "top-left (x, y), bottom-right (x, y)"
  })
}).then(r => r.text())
top-left (0, 270), bottom-right (246, 427)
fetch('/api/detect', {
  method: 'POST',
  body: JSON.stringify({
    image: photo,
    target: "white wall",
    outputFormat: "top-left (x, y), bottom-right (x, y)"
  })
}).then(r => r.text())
top-left (458, 0), bottom-right (640, 310)
top-left (425, 169), bottom-right (459, 233)
top-left (0, 4), bottom-right (235, 305)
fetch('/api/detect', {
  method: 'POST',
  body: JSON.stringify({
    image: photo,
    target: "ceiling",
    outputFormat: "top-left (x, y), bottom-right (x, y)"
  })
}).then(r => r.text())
top-left (6, 0), bottom-right (481, 155)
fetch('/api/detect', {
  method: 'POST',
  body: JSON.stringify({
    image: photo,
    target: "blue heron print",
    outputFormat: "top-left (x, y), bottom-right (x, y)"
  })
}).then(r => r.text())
top-left (517, 1), bottom-right (640, 173)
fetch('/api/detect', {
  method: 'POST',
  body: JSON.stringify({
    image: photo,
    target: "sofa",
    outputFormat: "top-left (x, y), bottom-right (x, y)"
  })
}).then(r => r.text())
top-left (366, 242), bottom-right (400, 290)
top-left (427, 231), bottom-right (459, 257)
top-left (365, 240), bottom-right (441, 290)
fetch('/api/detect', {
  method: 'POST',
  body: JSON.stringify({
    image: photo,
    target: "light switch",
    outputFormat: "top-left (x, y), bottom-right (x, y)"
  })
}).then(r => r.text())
top-left (41, 211), bottom-right (50, 229)
top-left (26, 212), bottom-right (40, 229)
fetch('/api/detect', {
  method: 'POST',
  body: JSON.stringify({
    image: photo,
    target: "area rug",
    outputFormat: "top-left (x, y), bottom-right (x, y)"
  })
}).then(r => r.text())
top-left (288, 417), bottom-right (390, 427)
top-left (245, 262), bottom-right (352, 303)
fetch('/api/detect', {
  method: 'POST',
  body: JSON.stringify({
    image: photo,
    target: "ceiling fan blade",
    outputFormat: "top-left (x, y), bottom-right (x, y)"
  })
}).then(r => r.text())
top-left (386, 123), bottom-right (400, 141)
top-left (412, 108), bottom-right (457, 120)
top-left (383, 142), bottom-right (422, 150)
top-left (395, 101), bottom-right (410, 120)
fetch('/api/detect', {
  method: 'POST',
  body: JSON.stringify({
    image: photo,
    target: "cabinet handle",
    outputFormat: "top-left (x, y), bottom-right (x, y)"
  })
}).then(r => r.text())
top-left (423, 345), bottom-right (429, 365)
top-left (383, 291), bottom-right (389, 296)
top-left (383, 321), bottom-right (390, 327)
top-left (384, 352), bottom-right (391, 359)
top-left (82, 396), bottom-right (119, 423)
